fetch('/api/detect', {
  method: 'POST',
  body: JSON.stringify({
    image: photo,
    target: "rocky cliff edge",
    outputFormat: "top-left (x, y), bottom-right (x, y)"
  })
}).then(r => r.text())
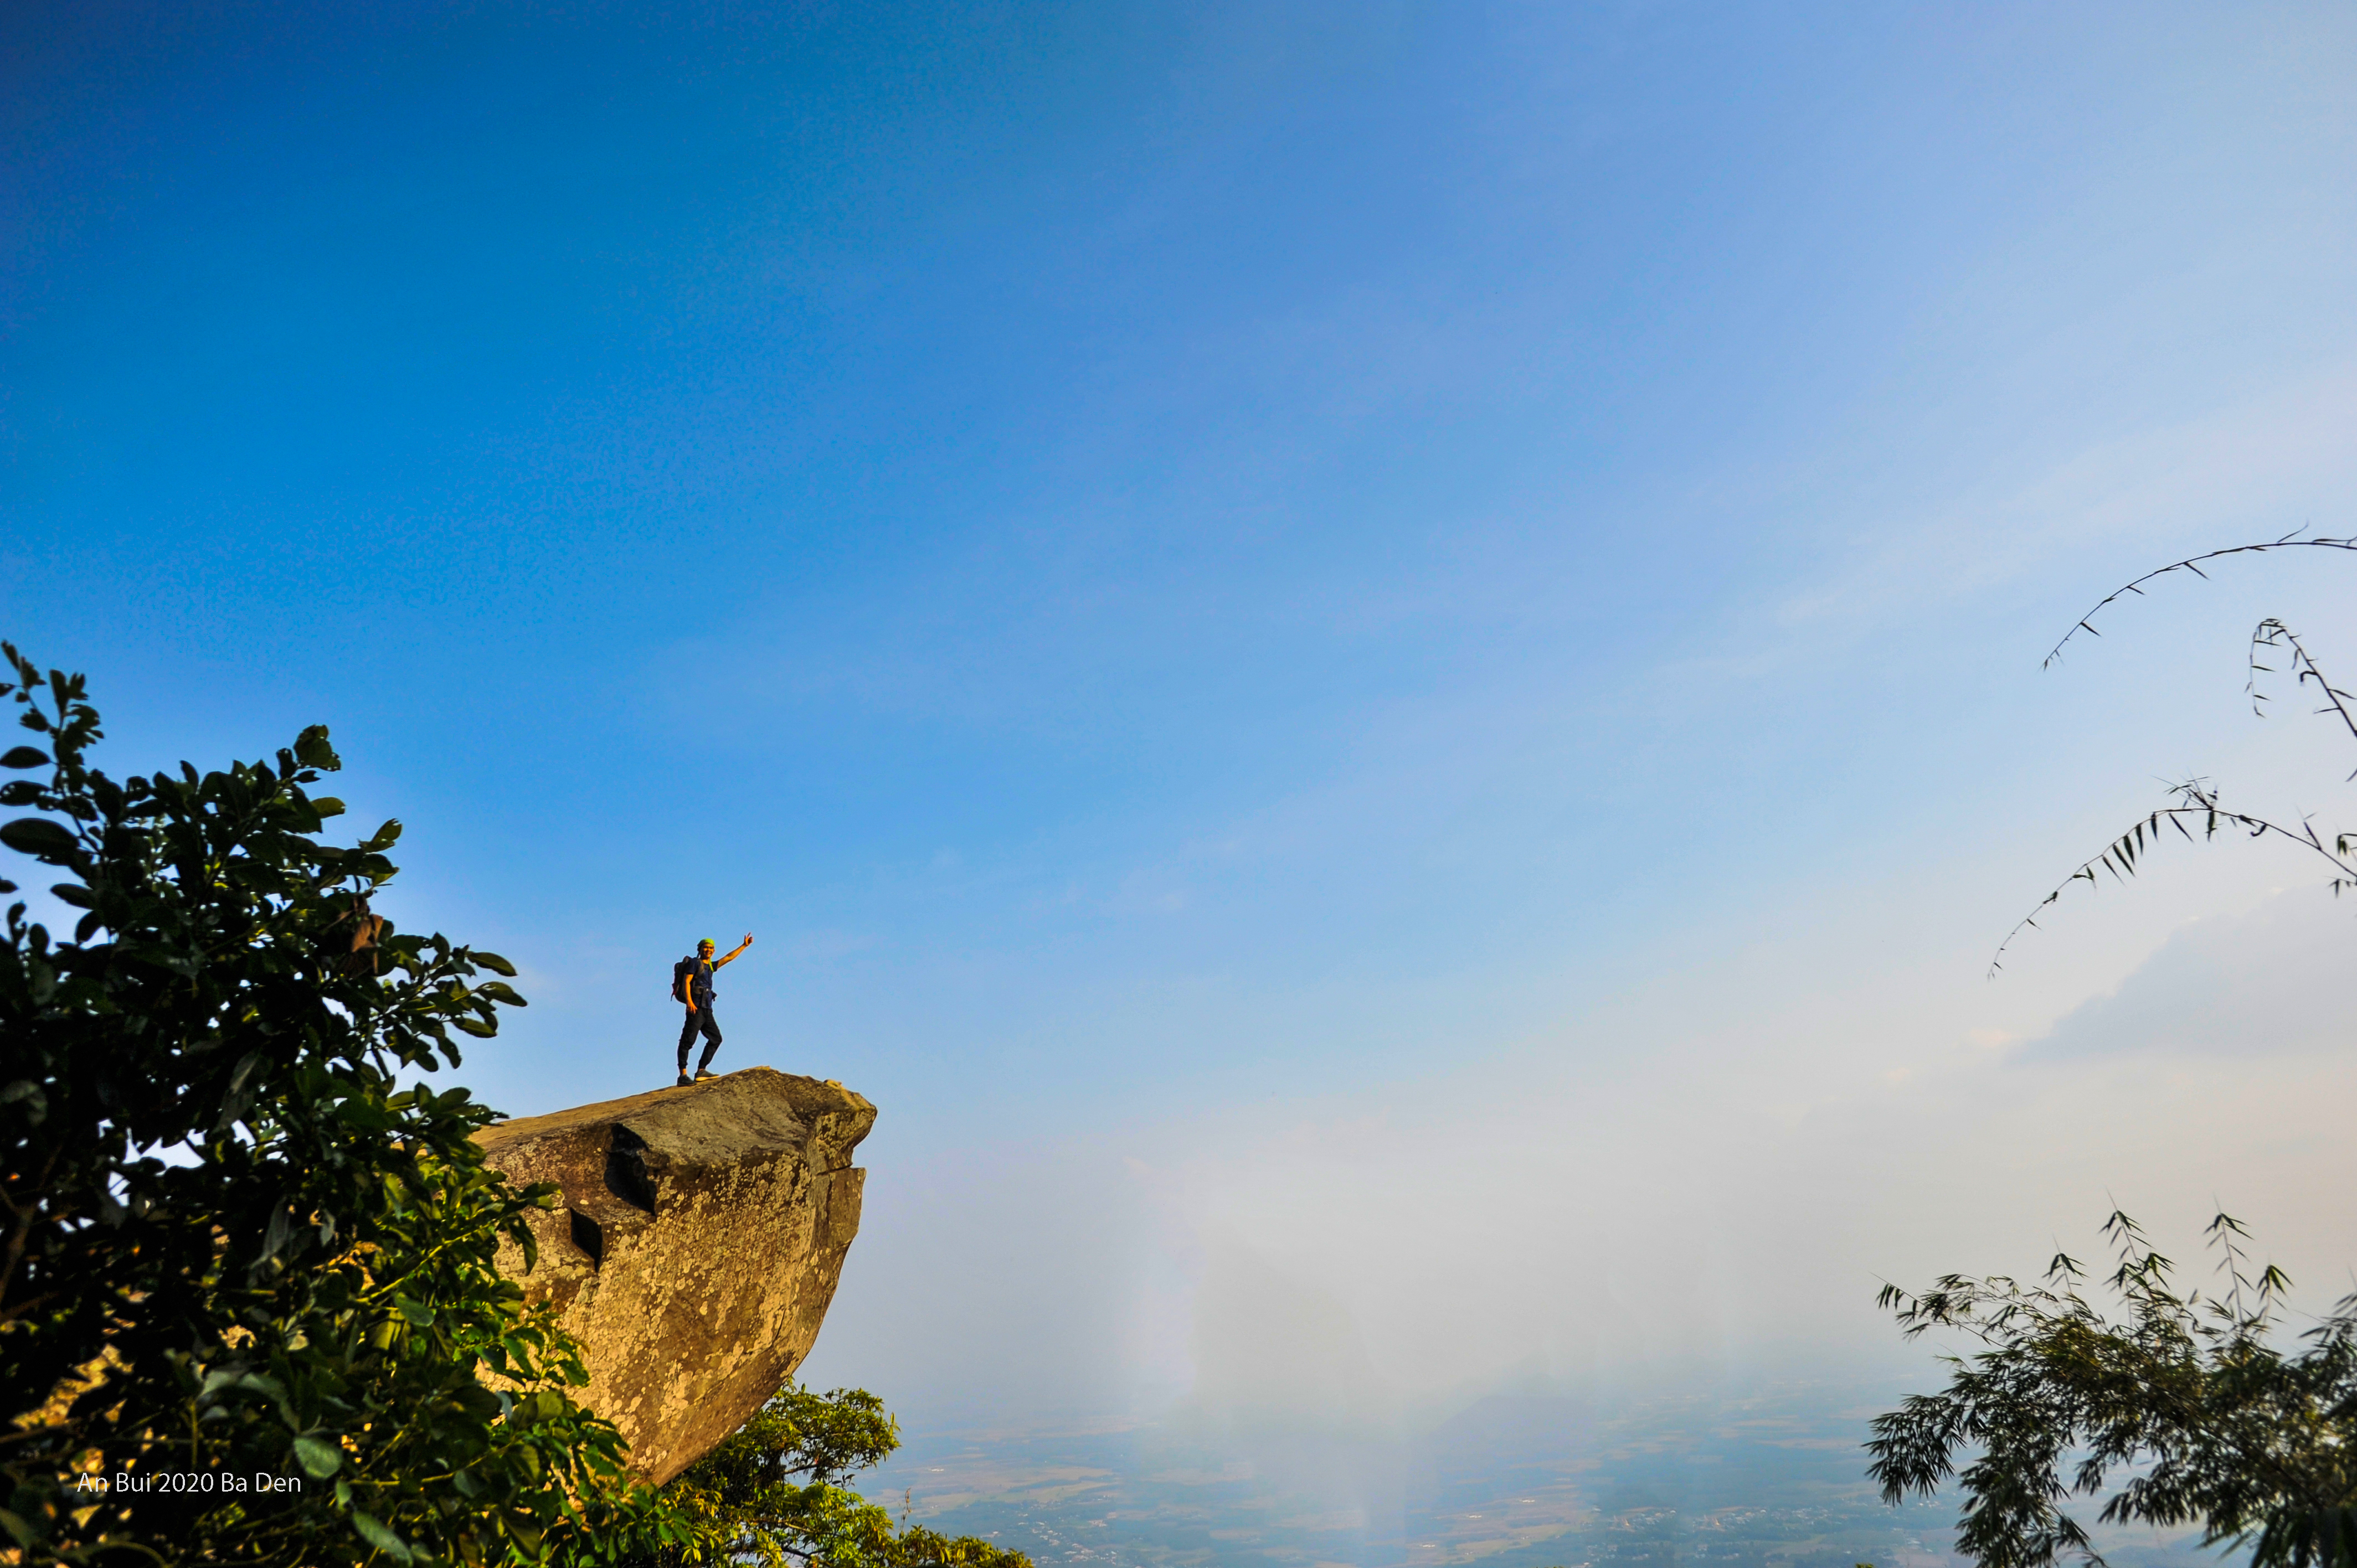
top-left (472, 1066), bottom-right (876, 1484)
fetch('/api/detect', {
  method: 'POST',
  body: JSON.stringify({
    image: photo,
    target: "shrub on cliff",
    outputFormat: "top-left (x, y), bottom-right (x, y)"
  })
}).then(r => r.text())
top-left (628, 1383), bottom-right (1032, 1568)
top-left (0, 646), bottom-right (695, 1567)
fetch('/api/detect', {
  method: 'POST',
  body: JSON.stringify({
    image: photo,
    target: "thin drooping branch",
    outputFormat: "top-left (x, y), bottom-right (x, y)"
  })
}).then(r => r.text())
top-left (2250, 618), bottom-right (2357, 772)
top-left (1989, 780), bottom-right (2357, 976)
top-left (2043, 533), bottom-right (2357, 669)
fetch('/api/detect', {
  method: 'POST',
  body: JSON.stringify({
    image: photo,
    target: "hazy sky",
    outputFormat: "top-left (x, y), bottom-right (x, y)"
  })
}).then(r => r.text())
top-left (7, 1), bottom-right (2357, 1435)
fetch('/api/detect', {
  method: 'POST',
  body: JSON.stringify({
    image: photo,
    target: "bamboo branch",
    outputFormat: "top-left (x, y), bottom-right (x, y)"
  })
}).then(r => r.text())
top-left (1990, 781), bottom-right (2357, 976)
top-left (2044, 533), bottom-right (2357, 669)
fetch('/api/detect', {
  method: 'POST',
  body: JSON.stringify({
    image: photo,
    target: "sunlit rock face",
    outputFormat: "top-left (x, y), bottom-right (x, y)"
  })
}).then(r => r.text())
top-left (474, 1067), bottom-right (875, 1484)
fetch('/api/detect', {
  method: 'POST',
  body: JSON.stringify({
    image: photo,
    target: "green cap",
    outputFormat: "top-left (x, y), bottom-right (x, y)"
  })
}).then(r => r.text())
top-left (698, 937), bottom-right (716, 950)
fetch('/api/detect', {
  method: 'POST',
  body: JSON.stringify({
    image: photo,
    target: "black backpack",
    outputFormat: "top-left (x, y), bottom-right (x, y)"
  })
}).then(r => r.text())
top-left (671, 956), bottom-right (696, 1003)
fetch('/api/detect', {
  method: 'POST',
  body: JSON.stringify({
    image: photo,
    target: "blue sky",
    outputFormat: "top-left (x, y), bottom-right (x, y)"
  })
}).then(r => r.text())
top-left (8, 1), bottom-right (2357, 1431)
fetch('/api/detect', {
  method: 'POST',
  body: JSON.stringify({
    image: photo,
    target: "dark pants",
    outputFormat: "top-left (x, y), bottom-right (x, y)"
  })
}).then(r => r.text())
top-left (677, 1004), bottom-right (721, 1074)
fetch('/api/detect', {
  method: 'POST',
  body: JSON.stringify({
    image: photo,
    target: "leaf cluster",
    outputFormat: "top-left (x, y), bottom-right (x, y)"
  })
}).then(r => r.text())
top-left (0, 646), bottom-right (688, 1566)
top-left (606, 1385), bottom-right (1030, 1568)
top-left (1869, 1212), bottom-right (2357, 1568)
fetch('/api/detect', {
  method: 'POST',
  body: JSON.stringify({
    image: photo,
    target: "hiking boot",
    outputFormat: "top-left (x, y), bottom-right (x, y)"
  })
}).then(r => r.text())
top-left (694, 1069), bottom-right (718, 1081)
top-left (674, 1073), bottom-right (693, 1088)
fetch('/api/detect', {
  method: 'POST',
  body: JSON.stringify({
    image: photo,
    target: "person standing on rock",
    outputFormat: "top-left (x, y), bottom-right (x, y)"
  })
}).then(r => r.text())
top-left (674, 933), bottom-right (753, 1086)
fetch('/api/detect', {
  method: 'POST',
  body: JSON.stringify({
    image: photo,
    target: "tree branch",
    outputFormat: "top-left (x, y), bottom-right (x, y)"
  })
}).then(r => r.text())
top-left (1989, 781), bottom-right (2357, 976)
top-left (2044, 534), bottom-right (2357, 669)
top-left (2249, 618), bottom-right (2357, 773)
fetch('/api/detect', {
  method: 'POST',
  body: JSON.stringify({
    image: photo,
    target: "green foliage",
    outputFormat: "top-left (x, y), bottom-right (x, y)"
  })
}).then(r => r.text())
top-left (1869, 1211), bottom-right (2357, 1568)
top-left (0, 645), bottom-right (691, 1566)
top-left (615, 1385), bottom-right (1032, 1568)
top-left (682, 1385), bottom-right (900, 1497)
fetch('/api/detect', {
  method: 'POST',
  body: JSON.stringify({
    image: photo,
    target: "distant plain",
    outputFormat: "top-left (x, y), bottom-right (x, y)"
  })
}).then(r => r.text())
top-left (860, 1383), bottom-right (2224, 1568)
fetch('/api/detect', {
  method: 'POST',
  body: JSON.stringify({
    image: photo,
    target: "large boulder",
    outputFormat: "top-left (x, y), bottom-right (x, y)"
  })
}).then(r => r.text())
top-left (472, 1067), bottom-right (876, 1484)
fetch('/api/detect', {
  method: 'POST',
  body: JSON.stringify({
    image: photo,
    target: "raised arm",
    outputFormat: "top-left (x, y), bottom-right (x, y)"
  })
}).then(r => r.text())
top-left (714, 932), bottom-right (754, 968)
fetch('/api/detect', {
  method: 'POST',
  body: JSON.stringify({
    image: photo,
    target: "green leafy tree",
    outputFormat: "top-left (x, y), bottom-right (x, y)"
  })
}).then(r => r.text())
top-left (0, 646), bottom-right (700, 1567)
top-left (1869, 1211), bottom-right (2357, 1568)
top-left (621, 1384), bottom-right (1032, 1568)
